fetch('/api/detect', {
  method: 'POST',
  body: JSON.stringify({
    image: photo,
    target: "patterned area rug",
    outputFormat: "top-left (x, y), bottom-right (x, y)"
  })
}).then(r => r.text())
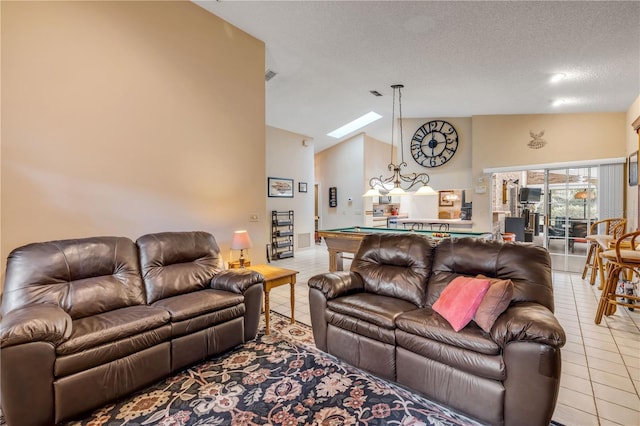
top-left (54, 312), bottom-right (482, 425)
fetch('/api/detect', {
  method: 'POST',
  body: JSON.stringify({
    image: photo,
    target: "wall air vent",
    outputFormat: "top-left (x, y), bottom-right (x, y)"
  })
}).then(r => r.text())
top-left (265, 69), bottom-right (277, 81)
top-left (297, 233), bottom-right (311, 248)
top-left (369, 90), bottom-right (383, 97)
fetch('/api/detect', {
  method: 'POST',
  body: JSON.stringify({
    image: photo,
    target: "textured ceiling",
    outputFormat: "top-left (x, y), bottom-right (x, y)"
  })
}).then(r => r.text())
top-left (196, 1), bottom-right (640, 152)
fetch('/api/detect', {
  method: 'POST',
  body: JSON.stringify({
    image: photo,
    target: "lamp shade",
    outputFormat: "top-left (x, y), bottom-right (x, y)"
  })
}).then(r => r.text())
top-left (231, 230), bottom-right (253, 250)
top-left (363, 188), bottom-right (382, 197)
top-left (388, 186), bottom-right (408, 196)
top-left (414, 185), bottom-right (438, 196)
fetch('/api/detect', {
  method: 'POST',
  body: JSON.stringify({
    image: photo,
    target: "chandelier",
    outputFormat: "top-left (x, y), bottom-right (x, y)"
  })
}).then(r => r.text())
top-left (363, 84), bottom-right (436, 197)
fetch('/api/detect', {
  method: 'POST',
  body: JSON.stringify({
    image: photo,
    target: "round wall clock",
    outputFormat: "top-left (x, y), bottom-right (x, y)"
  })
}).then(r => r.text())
top-left (410, 120), bottom-right (459, 168)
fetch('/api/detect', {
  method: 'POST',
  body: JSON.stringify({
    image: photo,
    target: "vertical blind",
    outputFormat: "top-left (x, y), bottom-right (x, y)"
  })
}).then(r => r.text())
top-left (598, 163), bottom-right (625, 219)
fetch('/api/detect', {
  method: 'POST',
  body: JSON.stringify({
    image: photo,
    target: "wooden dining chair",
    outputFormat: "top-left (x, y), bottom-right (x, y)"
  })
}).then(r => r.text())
top-left (581, 218), bottom-right (626, 288)
top-left (594, 230), bottom-right (640, 324)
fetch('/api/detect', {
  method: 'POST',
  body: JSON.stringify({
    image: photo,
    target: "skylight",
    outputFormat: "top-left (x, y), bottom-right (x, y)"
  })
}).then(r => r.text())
top-left (327, 111), bottom-right (382, 139)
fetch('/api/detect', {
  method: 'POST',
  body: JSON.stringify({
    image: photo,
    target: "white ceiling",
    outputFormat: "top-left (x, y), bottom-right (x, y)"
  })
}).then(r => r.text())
top-left (195, 1), bottom-right (640, 152)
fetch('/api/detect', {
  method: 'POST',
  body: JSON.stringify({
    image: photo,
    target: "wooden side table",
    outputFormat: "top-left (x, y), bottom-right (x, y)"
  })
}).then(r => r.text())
top-left (247, 264), bottom-right (298, 335)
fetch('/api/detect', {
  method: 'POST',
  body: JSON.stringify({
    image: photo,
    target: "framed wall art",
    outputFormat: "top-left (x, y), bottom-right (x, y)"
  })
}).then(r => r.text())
top-left (298, 182), bottom-right (308, 193)
top-left (329, 187), bottom-right (337, 207)
top-left (439, 190), bottom-right (454, 207)
top-left (629, 151), bottom-right (638, 186)
top-left (268, 177), bottom-right (294, 198)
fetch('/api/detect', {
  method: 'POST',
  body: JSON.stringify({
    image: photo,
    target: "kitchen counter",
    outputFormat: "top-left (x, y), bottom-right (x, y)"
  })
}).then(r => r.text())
top-left (395, 218), bottom-right (473, 230)
top-left (372, 214), bottom-right (407, 228)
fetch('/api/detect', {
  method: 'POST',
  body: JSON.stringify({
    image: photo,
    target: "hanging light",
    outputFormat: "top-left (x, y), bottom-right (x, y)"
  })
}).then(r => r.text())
top-left (363, 84), bottom-right (435, 197)
top-left (574, 189), bottom-right (596, 199)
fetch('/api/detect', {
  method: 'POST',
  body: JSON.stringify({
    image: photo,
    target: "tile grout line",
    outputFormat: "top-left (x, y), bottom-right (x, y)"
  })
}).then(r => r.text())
top-left (576, 273), bottom-right (640, 422)
top-left (593, 276), bottom-right (640, 399)
top-left (569, 272), bottom-right (602, 423)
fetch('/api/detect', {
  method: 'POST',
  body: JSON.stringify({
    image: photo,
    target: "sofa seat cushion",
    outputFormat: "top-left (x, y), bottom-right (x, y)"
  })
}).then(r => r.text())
top-left (151, 289), bottom-right (244, 322)
top-left (395, 330), bottom-right (506, 381)
top-left (170, 305), bottom-right (246, 338)
top-left (326, 311), bottom-right (396, 345)
top-left (395, 308), bottom-right (500, 355)
top-left (152, 289), bottom-right (245, 339)
top-left (55, 324), bottom-right (171, 378)
top-left (56, 305), bottom-right (170, 355)
top-left (327, 293), bottom-right (417, 329)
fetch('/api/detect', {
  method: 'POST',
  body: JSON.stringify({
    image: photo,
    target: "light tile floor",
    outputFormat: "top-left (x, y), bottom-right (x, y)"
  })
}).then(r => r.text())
top-left (266, 243), bottom-right (640, 426)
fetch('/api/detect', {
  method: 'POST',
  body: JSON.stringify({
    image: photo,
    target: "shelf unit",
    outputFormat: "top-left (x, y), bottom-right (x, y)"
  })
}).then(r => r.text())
top-left (271, 210), bottom-right (294, 259)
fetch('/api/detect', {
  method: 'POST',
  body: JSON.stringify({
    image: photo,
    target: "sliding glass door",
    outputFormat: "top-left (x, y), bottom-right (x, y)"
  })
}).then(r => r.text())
top-left (545, 167), bottom-right (598, 272)
top-left (491, 163), bottom-right (625, 272)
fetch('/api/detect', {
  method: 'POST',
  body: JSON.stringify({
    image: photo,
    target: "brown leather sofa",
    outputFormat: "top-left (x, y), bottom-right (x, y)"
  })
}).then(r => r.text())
top-left (0, 231), bottom-right (264, 426)
top-left (308, 234), bottom-right (566, 426)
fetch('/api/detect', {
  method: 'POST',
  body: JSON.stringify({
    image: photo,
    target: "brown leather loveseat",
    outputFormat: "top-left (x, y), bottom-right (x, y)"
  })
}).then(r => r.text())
top-left (308, 234), bottom-right (565, 426)
top-left (0, 231), bottom-right (264, 426)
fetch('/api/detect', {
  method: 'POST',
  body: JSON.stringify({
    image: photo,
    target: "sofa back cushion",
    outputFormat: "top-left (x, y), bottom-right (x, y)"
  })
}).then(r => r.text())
top-left (428, 238), bottom-right (554, 311)
top-left (136, 231), bottom-right (224, 304)
top-left (351, 234), bottom-right (434, 308)
top-left (2, 237), bottom-right (145, 319)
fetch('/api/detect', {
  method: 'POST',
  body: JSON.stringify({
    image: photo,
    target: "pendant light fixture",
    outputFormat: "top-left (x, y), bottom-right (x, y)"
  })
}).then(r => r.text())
top-left (363, 84), bottom-right (436, 197)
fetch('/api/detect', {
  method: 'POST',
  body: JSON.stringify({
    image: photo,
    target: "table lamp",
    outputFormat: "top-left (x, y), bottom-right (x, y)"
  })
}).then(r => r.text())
top-left (231, 230), bottom-right (253, 268)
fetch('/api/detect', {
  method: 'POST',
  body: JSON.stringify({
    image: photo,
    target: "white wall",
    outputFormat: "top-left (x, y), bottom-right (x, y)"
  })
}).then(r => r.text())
top-left (266, 126), bottom-right (315, 251)
top-left (399, 117), bottom-right (474, 192)
top-left (387, 117), bottom-right (473, 221)
top-left (315, 134), bottom-right (365, 229)
top-left (405, 194), bottom-right (439, 218)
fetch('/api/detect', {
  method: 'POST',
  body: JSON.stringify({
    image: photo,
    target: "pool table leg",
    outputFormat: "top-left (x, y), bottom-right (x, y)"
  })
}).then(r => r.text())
top-left (328, 249), bottom-right (344, 272)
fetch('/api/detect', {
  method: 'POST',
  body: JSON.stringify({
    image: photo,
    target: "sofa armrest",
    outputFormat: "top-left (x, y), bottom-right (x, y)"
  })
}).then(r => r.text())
top-left (308, 271), bottom-right (364, 300)
top-left (490, 302), bottom-right (566, 349)
top-left (211, 269), bottom-right (264, 294)
top-left (0, 304), bottom-right (72, 348)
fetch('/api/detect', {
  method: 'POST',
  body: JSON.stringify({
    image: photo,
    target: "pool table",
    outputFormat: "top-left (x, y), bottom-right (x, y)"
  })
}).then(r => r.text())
top-left (317, 226), bottom-right (493, 272)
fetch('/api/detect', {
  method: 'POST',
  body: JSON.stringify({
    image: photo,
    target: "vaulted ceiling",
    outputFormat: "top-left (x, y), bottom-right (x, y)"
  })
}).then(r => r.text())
top-left (196, 1), bottom-right (640, 152)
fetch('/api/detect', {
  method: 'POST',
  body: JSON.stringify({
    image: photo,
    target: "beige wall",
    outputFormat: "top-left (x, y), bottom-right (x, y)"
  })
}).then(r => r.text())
top-left (266, 126), bottom-right (315, 251)
top-left (1, 1), bottom-right (266, 286)
top-left (471, 112), bottom-right (626, 231)
top-left (627, 95), bottom-right (640, 231)
top-left (0, 3), bottom-right (3, 269)
top-left (472, 113), bottom-right (626, 171)
top-left (362, 134), bottom-right (394, 220)
top-left (363, 135), bottom-right (394, 191)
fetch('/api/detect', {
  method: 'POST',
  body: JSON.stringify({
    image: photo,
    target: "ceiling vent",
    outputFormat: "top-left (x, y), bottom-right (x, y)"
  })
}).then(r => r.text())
top-left (265, 69), bottom-right (277, 81)
top-left (369, 90), bottom-right (383, 97)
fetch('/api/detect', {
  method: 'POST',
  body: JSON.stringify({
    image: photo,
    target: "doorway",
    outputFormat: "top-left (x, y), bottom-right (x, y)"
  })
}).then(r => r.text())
top-left (314, 183), bottom-right (321, 243)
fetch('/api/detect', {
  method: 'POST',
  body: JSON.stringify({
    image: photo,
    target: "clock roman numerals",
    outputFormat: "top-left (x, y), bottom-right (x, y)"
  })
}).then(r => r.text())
top-left (411, 125), bottom-right (428, 143)
top-left (410, 120), bottom-right (459, 168)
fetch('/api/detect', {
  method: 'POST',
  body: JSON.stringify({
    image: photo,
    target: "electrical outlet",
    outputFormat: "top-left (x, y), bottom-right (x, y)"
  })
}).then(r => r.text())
top-left (249, 214), bottom-right (259, 222)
